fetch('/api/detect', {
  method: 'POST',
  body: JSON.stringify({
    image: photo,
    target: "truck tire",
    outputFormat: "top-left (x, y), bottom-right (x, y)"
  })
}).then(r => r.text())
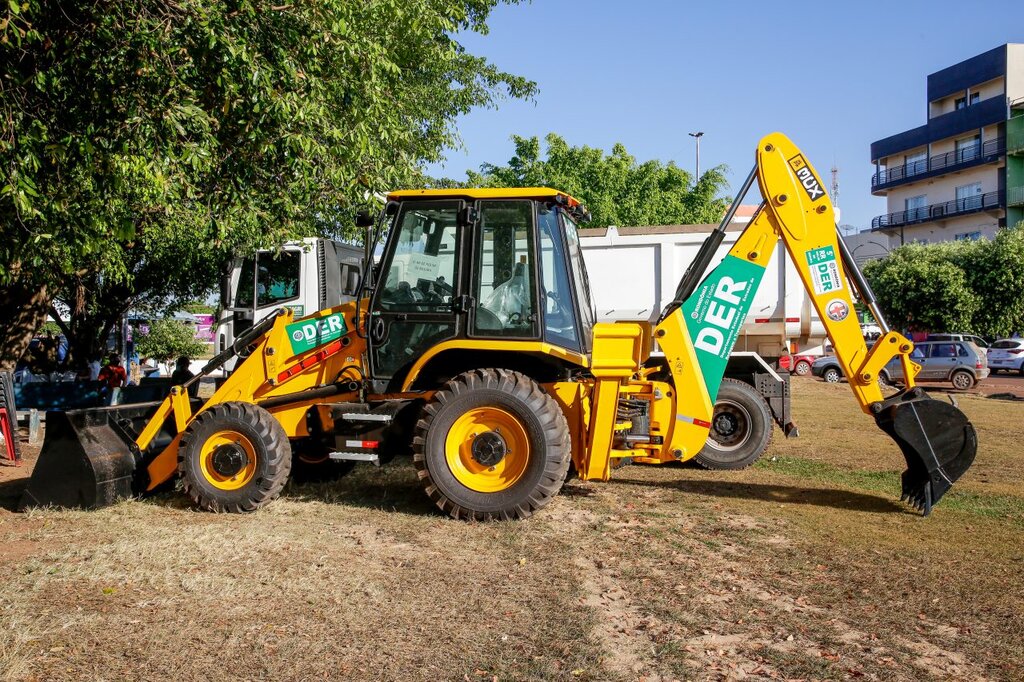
top-left (695, 379), bottom-right (773, 470)
top-left (178, 402), bottom-right (292, 512)
top-left (413, 369), bottom-right (571, 521)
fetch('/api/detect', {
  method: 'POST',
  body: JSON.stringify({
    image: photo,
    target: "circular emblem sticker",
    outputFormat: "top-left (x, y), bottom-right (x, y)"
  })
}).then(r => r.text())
top-left (292, 330), bottom-right (304, 342)
top-left (825, 299), bottom-right (849, 322)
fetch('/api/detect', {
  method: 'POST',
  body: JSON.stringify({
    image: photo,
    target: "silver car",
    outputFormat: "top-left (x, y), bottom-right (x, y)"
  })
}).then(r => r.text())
top-left (987, 338), bottom-right (1024, 375)
top-left (883, 341), bottom-right (989, 390)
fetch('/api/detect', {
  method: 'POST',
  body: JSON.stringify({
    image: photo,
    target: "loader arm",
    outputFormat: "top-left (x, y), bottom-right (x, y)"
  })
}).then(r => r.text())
top-left (655, 132), bottom-right (976, 514)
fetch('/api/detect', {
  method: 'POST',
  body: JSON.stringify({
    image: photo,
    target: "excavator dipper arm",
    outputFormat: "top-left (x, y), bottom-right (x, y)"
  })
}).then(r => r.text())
top-left (656, 132), bottom-right (976, 514)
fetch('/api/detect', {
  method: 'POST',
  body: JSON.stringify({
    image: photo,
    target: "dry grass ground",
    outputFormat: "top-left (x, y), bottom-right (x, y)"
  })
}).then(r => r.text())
top-left (1, 380), bottom-right (1022, 681)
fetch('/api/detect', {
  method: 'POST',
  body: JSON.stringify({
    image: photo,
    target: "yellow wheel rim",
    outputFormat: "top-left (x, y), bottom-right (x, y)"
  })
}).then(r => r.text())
top-left (199, 429), bottom-right (258, 491)
top-left (444, 407), bottom-right (530, 493)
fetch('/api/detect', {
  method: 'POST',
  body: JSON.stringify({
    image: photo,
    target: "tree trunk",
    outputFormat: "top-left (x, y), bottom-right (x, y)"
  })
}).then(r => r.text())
top-left (0, 282), bottom-right (51, 371)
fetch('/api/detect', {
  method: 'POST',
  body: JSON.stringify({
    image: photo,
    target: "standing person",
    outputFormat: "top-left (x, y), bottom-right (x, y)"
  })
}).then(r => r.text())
top-left (170, 356), bottom-right (195, 385)
top-left (97, 354), bottom-right (127, 391)
top-left (171, 356), bottom-right (199, 397)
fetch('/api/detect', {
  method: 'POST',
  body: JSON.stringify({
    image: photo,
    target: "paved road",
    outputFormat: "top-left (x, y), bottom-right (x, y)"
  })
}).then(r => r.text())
top-left (797, 371), bottom-right (1024, 400)
top-left (975, 371), bottom-right (1024, 399)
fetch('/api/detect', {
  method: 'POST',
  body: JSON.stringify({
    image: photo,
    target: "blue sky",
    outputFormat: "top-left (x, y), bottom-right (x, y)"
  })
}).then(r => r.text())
top-left (427, 0), bottom-right (1022, 231)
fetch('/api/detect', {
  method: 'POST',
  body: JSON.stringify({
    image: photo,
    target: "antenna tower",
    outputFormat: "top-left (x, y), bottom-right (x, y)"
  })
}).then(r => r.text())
top-left (830, 161), bottom-right (839, 208)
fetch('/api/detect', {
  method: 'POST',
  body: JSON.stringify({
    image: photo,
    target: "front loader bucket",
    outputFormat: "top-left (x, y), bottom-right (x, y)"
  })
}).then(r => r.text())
top-left (874, 389), bottom-right (977, 515)
top-left (19, 408), bottom-right (140, 510)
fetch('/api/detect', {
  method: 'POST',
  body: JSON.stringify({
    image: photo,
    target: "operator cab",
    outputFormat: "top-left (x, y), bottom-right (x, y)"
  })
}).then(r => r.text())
top-left (368, 189), bottom-right (595, 390)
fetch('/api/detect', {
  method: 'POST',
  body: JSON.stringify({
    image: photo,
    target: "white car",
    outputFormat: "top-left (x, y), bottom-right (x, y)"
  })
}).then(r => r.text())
top-left (987, 339), bottom-right (1024, 375)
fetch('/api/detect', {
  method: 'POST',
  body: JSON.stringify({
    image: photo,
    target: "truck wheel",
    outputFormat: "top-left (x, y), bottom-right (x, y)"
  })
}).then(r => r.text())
top-left (695, 379), bottom-right (773, 470)
top-left (950, 370), bottom-right (975, 390)
top-left (178, 402), bottom-right (292, 512)
top-left (413, 369), bottom-right (570, 521)
top-left (793, 360), bottom-right (811, 376)
top-left (290, 439), bottom-right (355, 483)
top-left (823, 367), bottom-right (841, 383)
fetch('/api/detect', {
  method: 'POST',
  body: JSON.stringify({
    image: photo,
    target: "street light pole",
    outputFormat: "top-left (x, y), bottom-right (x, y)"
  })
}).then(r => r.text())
top-left (689, 131), bottom-right (704, 180)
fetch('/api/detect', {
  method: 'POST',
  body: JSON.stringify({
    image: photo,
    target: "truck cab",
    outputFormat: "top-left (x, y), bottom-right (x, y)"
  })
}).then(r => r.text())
top-left (217, 238), bottom-right (364, 366)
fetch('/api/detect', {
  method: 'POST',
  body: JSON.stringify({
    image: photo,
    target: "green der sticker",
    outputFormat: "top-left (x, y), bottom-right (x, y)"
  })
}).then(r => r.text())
top-left (286, 313), bottom-right (347, 355)
top-left (681, 254), bottom-right (766, 401)
top-left (805, 245), bottom-right (843, 295)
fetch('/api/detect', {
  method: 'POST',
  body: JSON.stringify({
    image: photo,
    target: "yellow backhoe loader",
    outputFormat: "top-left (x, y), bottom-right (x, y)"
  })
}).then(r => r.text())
top-left (22, 133), bottom-right (977, 518)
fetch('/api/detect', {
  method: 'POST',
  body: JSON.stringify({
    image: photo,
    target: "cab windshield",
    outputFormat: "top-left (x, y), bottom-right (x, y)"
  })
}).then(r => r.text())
top-left (561, 211), bottom-right (596, 350)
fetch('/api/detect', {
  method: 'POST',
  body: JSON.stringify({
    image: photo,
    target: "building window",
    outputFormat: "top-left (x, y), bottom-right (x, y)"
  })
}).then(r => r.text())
top-left (955, 231), bottom-right (982, 241)
top-left (905, 195), bottom-right (928, 222)
top-left (955, 182), bottom-right (983, 210)
top-left (904, 151), bottom-right (927, 177)
top-left (956, 135), bottom-right (980, 162)
top-left (955, 92), bottom-right (981, 109)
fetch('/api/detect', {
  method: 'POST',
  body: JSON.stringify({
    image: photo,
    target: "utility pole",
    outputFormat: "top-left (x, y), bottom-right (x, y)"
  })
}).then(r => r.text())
top-left (689, 131), bottom-right (704, 180)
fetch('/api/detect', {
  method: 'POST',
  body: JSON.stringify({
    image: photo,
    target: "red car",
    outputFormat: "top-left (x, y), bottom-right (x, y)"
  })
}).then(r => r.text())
top-left (779, 354), bottom-right (818, 376)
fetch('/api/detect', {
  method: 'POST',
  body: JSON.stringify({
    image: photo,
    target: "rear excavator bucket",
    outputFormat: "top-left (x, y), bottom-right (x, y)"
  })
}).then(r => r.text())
top-left (874, 389), bottom-right (977, 515)
top-left (17, 400), bottom-right (186, 510)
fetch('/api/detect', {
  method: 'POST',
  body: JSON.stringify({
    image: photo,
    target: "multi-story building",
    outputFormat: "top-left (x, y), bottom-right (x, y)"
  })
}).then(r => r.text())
top-left (870, 44), bottom-right (1024, 244)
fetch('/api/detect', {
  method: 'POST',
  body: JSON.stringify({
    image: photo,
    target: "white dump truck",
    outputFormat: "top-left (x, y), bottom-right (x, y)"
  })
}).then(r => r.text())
top-left (578, 223), bottom-right (828, 362)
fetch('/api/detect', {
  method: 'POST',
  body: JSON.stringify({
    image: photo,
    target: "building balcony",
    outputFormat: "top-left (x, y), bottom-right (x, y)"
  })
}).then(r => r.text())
top-left (1009, 116), bottom-right (1024, 155)
top-left (871, 137), bottom-right (1005, 193)
top-left (871, 190), bottom-right (1004, 230)
top-left (1009, 186), bottom-right (1024, 208)
top-left (870, 96), bottom-right (1007, 162)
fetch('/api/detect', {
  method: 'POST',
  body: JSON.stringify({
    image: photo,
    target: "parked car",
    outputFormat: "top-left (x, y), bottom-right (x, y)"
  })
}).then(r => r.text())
top-left (812, 340), bottom-right (988, 389)
top-left (986, 338), bottom-right (1024, 375)
top-left (779, 353), bottom-right (818, 376)
top-left (884, 341), bottom-right (988, 389)
top-left (927, 333), bottom-right (989, 349)
top-left (810, 355), bottom-right (844, 383)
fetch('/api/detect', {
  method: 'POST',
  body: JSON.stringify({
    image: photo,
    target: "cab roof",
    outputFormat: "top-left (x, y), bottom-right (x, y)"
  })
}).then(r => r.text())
top-left (386, 187), bottom-right (582, 208)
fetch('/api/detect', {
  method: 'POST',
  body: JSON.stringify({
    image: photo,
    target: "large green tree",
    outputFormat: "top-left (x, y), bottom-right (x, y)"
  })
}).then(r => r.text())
top-left (1, 0), bottom-right (534, 368)
top-left (863, 224), bottom-right (1024, 338)
top-left (454, 133), bottom-right (730, 227)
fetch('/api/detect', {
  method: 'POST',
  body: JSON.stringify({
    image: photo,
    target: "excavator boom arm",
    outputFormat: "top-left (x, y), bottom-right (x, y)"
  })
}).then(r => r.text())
top-left (656, 132), bottom-right (977, 514)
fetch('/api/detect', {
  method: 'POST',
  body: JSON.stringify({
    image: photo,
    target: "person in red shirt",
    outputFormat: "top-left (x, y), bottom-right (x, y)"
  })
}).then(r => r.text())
top-left (98, 354), bottom-right (127, 390)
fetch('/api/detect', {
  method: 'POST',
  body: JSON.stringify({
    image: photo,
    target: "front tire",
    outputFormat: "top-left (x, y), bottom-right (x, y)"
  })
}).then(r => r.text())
top-left (793, 360), bottom-right (811, 376)
top-left (695, 379), bottom-right (773, 470)
top-left (413, 369), bottom-right (570, 521)
top-left (178, 402), bottom-right (291, 512)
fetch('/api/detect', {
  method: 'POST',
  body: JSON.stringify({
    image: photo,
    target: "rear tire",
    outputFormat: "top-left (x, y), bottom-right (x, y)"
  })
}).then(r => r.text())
top-left (823, 367), bottom-right (841, 383)
top-left (950, 370), bottom-right (975, 390)
top-left (695, 379), bottom-right (773, 470)
top-left (413, 369), bottom-right (570, 521)
top-left (793, 360), bottom-right (811, 376)
top-left (178, 402), bottom-right (291, 512)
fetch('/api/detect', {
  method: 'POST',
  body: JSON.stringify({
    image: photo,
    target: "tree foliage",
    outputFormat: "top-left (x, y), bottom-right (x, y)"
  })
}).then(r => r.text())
top-left (454, 133), bottom-right (730, 227)
top-left (133, 319), bottom-right (207, 362)
top-left (0, 0), bottom-right (534, 367)
top-left (863, 225), bottom-right (1024, 338)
